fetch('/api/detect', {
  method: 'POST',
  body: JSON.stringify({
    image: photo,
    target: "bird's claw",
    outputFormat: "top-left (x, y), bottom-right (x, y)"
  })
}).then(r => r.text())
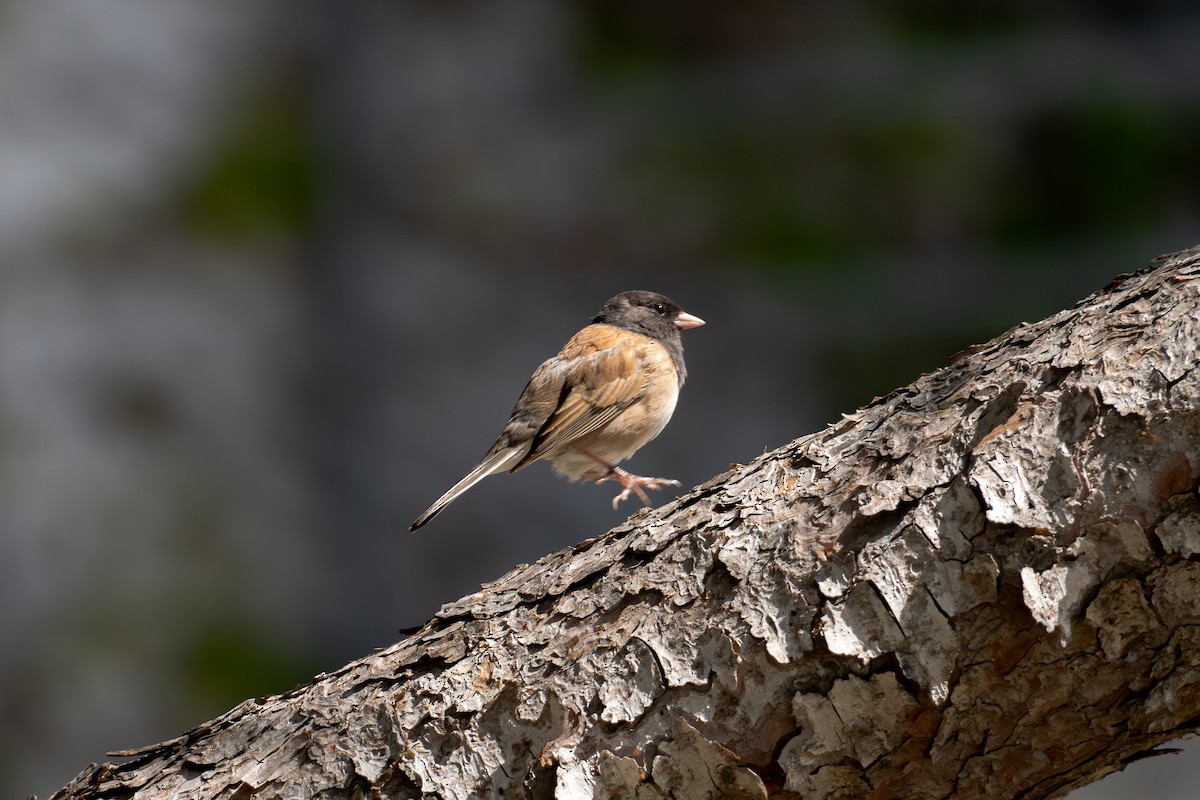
top-left (599, 468), bottom-right (681, 509)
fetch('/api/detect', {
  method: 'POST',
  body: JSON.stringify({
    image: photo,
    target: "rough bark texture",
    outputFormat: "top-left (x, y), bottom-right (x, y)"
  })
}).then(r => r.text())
top-left (52, 248), bottom-right (1200, 799)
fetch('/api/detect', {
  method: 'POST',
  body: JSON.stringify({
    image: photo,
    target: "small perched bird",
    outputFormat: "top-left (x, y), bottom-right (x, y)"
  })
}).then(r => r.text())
top-left (410, 290), bottom-right (705, 532)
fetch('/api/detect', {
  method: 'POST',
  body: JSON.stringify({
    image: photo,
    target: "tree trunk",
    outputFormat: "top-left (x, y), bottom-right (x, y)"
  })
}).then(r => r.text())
top-left (51, 247), bottom-right (1200, 799)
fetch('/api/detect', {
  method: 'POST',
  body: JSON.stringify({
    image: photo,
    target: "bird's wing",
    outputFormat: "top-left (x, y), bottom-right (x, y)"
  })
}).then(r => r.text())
top-left (514, 328), bottom-right (651, 469)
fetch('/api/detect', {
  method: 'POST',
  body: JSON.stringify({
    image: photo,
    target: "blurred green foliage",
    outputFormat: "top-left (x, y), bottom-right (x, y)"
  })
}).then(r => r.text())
top-left (576, 1), bottom-right (1200, 286)
top-left (181, 90), bottom-right (317, 238)
top-left (818, 327), bottom-right (998, 415)
top-left (995, 96), bottom-right (1196, 244)
top-left (885, 0), bottom-right (1040, 45)
top-left (178, 619), bottom-right (322, 711)
top-left (625, 123), bottom-right (868, 269)
top-left (624, 114), bottom-right (987, 272)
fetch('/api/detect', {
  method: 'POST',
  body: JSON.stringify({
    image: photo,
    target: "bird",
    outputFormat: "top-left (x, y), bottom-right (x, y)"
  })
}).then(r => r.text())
top-left (410, 290), bottom-right (705, 532)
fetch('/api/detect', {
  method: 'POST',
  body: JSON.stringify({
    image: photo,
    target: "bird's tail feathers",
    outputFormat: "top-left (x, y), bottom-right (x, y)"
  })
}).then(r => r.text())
top-left (409, 447), bottom-right (523, 532)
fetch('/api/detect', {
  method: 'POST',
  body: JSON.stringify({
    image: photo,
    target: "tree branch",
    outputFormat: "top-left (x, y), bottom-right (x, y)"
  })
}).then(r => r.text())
top-left (52, 247), bottom-right (1200, 799)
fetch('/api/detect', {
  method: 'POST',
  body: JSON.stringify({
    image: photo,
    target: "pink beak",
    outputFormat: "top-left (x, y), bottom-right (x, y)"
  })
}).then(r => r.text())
top-left (674, 311), bottom-right (706, 330)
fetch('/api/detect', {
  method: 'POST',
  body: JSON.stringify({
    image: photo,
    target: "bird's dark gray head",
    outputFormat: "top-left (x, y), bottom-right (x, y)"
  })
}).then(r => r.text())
top-left (594, 289), bottom-right (706, 337)
top-left (594, 290), bottom-right (705, 383)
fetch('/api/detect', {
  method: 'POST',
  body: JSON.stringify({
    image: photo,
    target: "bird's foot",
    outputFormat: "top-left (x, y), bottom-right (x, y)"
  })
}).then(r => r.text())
top-left (596, 467), bottom-right (681, 509)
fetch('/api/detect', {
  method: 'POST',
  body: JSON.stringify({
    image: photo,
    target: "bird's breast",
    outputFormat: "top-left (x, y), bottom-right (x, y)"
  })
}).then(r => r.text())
top-left (549, 342), bottom-right (681, 480)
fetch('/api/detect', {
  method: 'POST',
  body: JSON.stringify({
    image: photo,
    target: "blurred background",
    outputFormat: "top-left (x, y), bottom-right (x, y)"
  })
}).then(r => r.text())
top-left (2, 1), bottom-right (1198, 797)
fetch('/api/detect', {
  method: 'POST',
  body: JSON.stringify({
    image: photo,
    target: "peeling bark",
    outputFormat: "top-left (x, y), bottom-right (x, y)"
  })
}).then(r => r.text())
top-left (51, 248), bottom-right (1200, 799)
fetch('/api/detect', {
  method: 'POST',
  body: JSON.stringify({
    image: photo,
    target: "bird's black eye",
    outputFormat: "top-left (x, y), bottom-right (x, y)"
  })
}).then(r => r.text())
top-left (653, 303), bottom-right (666, 314)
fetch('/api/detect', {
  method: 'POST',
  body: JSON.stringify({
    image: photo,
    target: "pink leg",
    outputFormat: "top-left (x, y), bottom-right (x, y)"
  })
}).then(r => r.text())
top-left (578, 451), bottom-right (682, 509)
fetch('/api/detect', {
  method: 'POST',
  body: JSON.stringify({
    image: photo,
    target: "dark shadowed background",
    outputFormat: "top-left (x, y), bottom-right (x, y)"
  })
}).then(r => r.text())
top-left (2, 1), bottom-right (1198, 797)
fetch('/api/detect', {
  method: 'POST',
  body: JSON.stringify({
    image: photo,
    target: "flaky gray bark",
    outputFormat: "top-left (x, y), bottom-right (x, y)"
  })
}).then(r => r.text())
top-left (53, 248), bottom-right (1200, 800)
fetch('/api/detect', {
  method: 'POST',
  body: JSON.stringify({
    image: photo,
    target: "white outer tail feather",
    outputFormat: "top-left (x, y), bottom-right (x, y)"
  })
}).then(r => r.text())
top-left (410, 447), bottom-right (525, 532)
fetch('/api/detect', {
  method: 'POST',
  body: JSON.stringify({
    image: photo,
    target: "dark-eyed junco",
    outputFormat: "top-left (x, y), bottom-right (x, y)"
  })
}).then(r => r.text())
top-left (410, 290), bottom-right (705, 532)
